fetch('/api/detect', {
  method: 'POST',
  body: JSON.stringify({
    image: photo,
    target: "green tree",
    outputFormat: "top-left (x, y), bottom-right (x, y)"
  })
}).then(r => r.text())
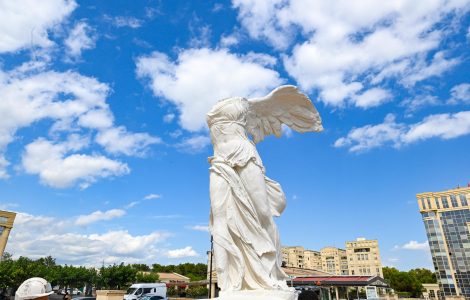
top-left (409, 268), bottom-right (437, 284)
top-left (131, 264), bottom-right (151, 272)
top-left (135, 272), bottom-right (159, 283)
top-left (383, 267), bottom-right (424, 297)
top-left (98, 263), bottom-right (137, 289)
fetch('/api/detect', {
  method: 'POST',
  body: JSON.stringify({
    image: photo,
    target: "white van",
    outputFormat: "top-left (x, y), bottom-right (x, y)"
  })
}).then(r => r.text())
top-left (124, 283), bottom-right (167, 300)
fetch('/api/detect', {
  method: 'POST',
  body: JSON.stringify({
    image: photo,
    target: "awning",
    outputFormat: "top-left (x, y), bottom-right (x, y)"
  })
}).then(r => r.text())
top-left (293, 275), bottom-right (388, 287)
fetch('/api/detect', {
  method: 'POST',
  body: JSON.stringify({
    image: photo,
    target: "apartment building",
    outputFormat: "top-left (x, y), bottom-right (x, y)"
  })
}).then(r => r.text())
top-left (282, 238), bottom-right (383, 276)
top-left (346, 237), bottom-right (383, 277)
top-left (418, 186), bottom-right (470, 299)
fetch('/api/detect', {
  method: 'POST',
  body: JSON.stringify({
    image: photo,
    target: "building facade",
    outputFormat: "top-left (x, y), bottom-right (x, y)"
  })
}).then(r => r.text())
top-left (0, 210), bottom-right (16, 258)
top-left (304, 249), bottom-right (322, 270)
top-left (417, 186), bottom-right (470, 299)
top-left (346, 237), bottom-right (383, 277)
top-left (320, 247), bottom-right (348, 275)
top-left (282, 238), bottom-right (382, 276)
top-left (281, 246), bottom-right (306, 268)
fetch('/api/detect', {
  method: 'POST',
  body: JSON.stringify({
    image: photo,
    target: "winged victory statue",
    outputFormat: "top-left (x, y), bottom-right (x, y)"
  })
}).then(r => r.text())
top-left (206, 85), bottom-right (323, 300)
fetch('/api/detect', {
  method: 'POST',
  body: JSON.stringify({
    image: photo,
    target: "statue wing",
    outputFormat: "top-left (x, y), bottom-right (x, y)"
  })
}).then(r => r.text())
top-left (246, 85), bottom-right (323, 143)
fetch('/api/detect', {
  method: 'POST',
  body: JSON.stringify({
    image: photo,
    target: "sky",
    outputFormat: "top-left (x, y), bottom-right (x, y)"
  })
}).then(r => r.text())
top-left (0, 0), bottom-right (469, 271)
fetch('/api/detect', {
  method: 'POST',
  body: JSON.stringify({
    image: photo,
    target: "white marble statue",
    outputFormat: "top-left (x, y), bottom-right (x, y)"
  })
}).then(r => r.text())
top-left (207, 85), bottom-right (323, 299)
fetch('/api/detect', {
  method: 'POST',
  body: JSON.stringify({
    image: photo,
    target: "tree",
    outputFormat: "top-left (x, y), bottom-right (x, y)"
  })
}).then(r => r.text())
top-left (135, 272), bottom-right (159, 283)
top-left (383, 267), bottom-right (425, 297)
top-left (409, 268), bottom-right (437, 284)
top-left (98, 263), bottom-right (137, 289)
top-left (131, 264), bottom-right (151, 272)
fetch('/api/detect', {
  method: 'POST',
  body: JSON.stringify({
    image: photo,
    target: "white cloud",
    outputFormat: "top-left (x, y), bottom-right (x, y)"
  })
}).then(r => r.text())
top-left (144, 194), bottom-right (161, 200)
top-left (0, 0), bottom-right (77, 53)
top-left (220, 33), bottom-right (240, 47)
top-left (403, 111), bottom-right (470, 143)
top-left (75, 209), bottom-right (126, 226)
top-left (176, 135), bottom-right (211, 153)
top-left (448, 83), bottom-right (470, 104)
top-left (334, 114), bottom-right (405, 152)
top-left (163, 113), bottom-right (175, 123)
top-left (166, 246), bottom-right (198, 258)
top-left (124, 194), bottom-right (161, 209)
top-left (22, 137), bottom-right (129, 189)
top-left (189, 225), bottom-right (209, 232)
top-left (394, 240), bottom-right (429, 251)
top-left (95, 126), bottom-right (161, 156)
top-left (0, 63), bottom-right (160, 182)
top-left (105, 15), bottom-right (143, 28)
top-left (233, 0), bottom-right (468, 107)
top-left (64, 21), bottom-right (96, 59)
top-left (335, 111), bottom-right (470, 152)
top-left (7, 212), bottom-right (169, 265)
top-left (136, 48), bottom-right (283, 131)
top-left (401, 95), bottom-right (440, 114)
top-left (353, 88), bottom-right (392, 108)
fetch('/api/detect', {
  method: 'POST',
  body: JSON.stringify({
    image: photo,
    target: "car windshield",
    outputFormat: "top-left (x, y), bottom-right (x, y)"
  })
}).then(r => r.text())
top-left (126, 288), bottom-right (137, 295)
top-left (140, 296), bottom-right (150, 300)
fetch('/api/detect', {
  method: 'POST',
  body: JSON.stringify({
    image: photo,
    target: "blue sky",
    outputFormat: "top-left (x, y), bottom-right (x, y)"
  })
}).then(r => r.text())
top-left (0, 0), bottom-right (469, 270)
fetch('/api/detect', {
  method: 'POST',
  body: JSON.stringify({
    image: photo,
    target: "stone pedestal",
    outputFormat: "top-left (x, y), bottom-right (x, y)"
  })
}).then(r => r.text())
top-left (96, 290), bottom-right (126, 300)
top-left (214, 289), bottom-right (298, 300)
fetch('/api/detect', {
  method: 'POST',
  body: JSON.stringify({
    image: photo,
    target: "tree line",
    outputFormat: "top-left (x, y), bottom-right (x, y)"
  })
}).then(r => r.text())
top-left (383, 267), bottom-right (437, 298)
top-left (0, 253), bottom-right (207, 294)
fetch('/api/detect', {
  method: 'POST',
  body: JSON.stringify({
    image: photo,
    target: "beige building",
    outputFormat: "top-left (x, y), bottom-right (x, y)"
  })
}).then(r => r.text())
top-left (282, 238), bottom-right (383, 276)
top-left (304, 249), bottom-right (321, 270)
top-left (320, 247), bottom-right (348, 275)
top-left (346, 237), bottom-right (383, 277)
top-left (281, 246), bottom-right (306, 268)
top-left (0, 210), bottom-right (16, 258)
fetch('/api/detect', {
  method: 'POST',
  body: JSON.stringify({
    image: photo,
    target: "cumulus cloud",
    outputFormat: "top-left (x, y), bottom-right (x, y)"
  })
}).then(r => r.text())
top-left (7, 212), bottom-right (169, 265)
top-left (22, 137), bottom-right (130, 189)
top-left (394, 240), bottom-right (429, 251)
top-left (166, 246), bottom-right (198, 258)
top-left (335, 111), bottom-right (470, 152)
top-left (75, 209), bottom-right (126, 226)
top-left (64, 21), bottom-right (96, 59)
top-left (233, 0), bottom-right (469, 107)
top-left (0, 62), bottom-right (159, 183)
top-left (96, 126), bottom-right (161, 156)
top-left (0, 0), bottom-right (77, 53)
top-left (136, 48), bottom-right (283, 131)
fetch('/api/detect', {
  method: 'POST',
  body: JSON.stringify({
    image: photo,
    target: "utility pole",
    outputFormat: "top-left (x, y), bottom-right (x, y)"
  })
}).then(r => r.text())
top-left (208, 235), bottom-right (214, 299)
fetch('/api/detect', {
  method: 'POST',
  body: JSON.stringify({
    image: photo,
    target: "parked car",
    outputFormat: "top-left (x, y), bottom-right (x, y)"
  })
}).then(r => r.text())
top-left (140, 294), bottom-right (167, 300)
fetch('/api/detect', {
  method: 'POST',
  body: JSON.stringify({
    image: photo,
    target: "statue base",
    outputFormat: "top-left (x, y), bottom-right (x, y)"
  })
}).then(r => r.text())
top-left (214, 289), bottom-right (298, 300)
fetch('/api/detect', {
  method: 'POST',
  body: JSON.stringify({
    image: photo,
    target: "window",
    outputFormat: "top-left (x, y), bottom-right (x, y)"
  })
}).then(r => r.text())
top-left (422, 198), bottom-right (426, 209)
top-left (460, 194), bottom-right (468, 206)
top-left (427, 197), bottom-right (432, 209)
top-left (450, 195), bottom-right (459, 207)
top-left (435, 197), bottom-right (440, 209)
top-left (0, 217), bottom-right (7, 224)
top-left (441, 196), bottom-right (449, 208)
top-left (0, 226), bottom-right (4, 235)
